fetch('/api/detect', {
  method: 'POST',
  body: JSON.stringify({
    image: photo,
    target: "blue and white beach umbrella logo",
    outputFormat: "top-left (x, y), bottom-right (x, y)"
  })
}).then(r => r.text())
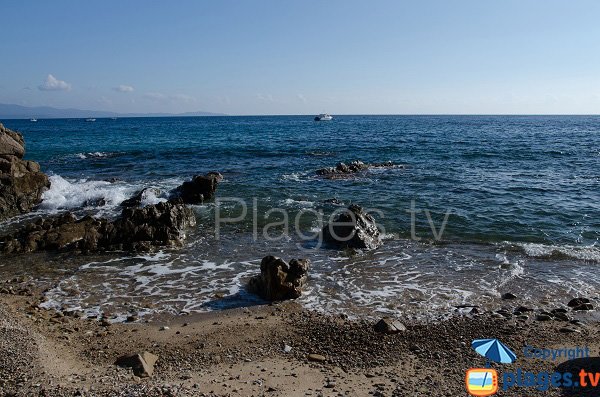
top-left (472, 338), bottom-right (517, 364)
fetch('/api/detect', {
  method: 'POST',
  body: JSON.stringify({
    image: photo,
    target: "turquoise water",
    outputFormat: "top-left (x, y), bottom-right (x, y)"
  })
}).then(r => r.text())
top-left (2, 115), bottom-right (600, 320)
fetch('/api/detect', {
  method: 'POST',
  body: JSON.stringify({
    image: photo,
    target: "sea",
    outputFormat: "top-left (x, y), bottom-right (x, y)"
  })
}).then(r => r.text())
top-left (1, 115), bottom-right (599, 322)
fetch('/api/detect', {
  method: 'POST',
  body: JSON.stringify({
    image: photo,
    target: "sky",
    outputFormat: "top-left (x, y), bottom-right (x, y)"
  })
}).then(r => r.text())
top-left (1, 0), bottom-right (600, 115)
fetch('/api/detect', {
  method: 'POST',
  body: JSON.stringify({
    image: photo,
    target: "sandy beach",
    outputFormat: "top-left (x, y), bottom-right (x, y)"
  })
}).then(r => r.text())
top-left (1, 276), bottom-right (599, 396)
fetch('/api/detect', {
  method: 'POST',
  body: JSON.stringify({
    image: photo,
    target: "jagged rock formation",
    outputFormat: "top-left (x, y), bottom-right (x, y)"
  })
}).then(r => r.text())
top-left (247, 256), bottom-right (310, 301)
top-left (0, 123), bottom-right (49, 221)
top-left (322, 204), bottom-right (382, 250)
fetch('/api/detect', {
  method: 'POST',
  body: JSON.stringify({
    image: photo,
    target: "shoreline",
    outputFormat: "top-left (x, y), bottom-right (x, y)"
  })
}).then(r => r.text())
top-left (1, 280), bottom-right (599, 396)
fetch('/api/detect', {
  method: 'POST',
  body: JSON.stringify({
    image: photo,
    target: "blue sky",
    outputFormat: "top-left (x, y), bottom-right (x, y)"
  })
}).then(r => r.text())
top-left (1, 0), bottom-right (600, 115)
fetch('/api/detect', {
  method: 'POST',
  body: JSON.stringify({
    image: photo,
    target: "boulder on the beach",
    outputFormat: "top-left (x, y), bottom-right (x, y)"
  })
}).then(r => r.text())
top-left (120, 187), bottom-right (161, 208)
top-left (322, 204), bottom-right (382, 250)
top-left (567, 297), bottom-right (590, 307)
top-left (374, 318), bottom-right (406, 334)
top-left (0, 123), bottom-right (50, 221)
top-left (170, 172), bottom-right (222, 204)
top-left (1, 201), bottom-right (196, 253)
top-left (247, 256), bottom-right (310, 301)
top-left (115, 351), bottom-right (159, 378)
top-left (316, 160), bottom-right (400, 178)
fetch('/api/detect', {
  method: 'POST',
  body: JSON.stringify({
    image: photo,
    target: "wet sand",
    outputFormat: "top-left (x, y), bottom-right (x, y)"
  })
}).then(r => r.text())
top-left (1, 276), bottom-right (599, 397)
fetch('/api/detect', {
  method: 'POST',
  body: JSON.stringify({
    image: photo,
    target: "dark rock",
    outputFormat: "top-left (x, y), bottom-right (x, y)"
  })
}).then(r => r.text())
top-left (1, 201), bottom-right (196, 253)
top-left (82, 197), bottom-right (107, 207)
top-left (536, 314), bottom-right (552, 321)
top-left (559, 327), bottom-right (581, 334)
top-left (115, 351), bottom-right (159, 377)
top-left (373, 318), bottom-right (406, 334)
top-left (568, 298), bottom-right (590, 307)
top-left (322, 204), bottom-right (382, 250)
top-left (247, 256), bottom-right (310, 301)
top-left (501, 293), bottom-right (517, 300)
top-left (316, 160), bottom-right (401, 178)
top-left (170, 172), bottom-right (222, 204)
top-left (572, 303), bottom-right (594, 311)
top-left (513, 306), bottom-right (534, 315)
top-left (0, 123), bottom-right (50, 221)
top-left (120, 187), bottom-right (161, 208)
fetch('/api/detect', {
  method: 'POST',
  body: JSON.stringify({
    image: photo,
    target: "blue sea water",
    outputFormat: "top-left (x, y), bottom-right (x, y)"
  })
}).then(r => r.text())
top-left (1, 115), bottom-right (600, 320)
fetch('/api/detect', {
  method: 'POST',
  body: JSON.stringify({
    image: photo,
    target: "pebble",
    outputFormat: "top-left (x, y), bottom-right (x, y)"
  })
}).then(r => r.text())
top-left (307, 354), bottom-right (326, 362)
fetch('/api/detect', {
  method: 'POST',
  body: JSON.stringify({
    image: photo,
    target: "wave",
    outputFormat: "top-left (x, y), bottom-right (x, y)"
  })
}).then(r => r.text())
top-left (75, 152), bottom-right (122, 159)
top-left (40, 175), bottom-right (139, 213)
top-left (510, 242), bottom-right (600, 262)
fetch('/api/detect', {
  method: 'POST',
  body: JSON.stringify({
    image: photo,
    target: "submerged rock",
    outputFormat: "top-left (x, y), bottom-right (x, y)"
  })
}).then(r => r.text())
top-left (1, 201), bottom-right (196, 253)
top-left (247, 256), bottom-right (310, 301)
top-left (322, 204), bottom-right (382, 250)
top-left (0, 123), bottom-right (50, 221)
top-left (170, 172), bottom-right (222, 204)
top-left (316, 160), bottom-right (400, 178)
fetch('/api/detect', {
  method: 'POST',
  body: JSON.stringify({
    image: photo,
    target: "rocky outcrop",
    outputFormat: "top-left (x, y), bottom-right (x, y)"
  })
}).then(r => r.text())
top-left (322, 204), bottom-right (382, 250)
top-left (170, 172), bottom-right (222, 204)
top-left (0, 123), bottom-right (49, 221)
top-left (316, 160), bottom-right (400, 178)
top-left (120, 187), bottom-right (161, 208)
top-left (247, 256), bottom-right (310, 301)
top-left (1, 201), bottom-right (196, 253)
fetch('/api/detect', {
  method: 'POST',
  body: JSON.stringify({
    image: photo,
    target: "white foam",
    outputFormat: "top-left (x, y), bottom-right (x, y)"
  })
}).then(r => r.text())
top-left (40, 175), bottom-right (138, 213)
top-left (75, 152), bottom-right (118, 159)
top-left (518, 242), bottom-right (600, 262)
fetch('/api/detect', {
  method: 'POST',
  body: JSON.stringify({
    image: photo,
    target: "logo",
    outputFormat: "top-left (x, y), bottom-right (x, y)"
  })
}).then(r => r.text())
top-left (466, 338), bottom-right (516, 396)
top-left (466, 368), bottom-right (498, 396)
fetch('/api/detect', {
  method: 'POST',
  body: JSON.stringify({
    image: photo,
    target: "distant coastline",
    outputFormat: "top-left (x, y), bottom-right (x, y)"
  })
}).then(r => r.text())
top-left (0, 103), bottom-right (226, 119)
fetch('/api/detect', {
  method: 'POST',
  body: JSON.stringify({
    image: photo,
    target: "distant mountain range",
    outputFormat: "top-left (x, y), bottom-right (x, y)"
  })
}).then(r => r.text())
top-left (0, 103), bottom-right (226, 119)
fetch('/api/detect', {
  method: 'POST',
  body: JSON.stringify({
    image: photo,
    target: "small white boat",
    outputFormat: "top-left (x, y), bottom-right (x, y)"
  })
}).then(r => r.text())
top-left (30, 118), bottom-right (37, 122)
top-left (85, 118), bottom-right (96, 122)
top-left (314, 113), bottom-right (333, 121)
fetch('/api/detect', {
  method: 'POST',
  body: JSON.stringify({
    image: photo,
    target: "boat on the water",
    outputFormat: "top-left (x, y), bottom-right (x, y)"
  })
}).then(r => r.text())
top-left (30, 118), bottom-right (37, 122)
top-left (314, 113), bottom-right (333, 121)
top-left (85, 118), bottom-right (96, 122)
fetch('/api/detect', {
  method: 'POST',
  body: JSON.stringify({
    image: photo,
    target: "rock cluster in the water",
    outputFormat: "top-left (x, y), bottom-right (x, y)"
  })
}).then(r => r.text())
top-left (322, 204), bottom-right (382, 250)
top-left (170, 172), bottom-right (223, 204)
top-left (1, 201), bottom-right (196, 253)
top-left (316, 160), bottom-right (400, 178)
top-left (247, 256), bottom-right (310, 301)
top-left (0, 123), bottom-right (49, 221)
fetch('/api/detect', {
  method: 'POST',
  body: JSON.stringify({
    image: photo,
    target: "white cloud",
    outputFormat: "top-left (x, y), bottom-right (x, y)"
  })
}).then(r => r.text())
top-left (114, 84), bottom-right (134, 93)
top-left (38, 74), bottom-right (71, 91)
top-left (297, 93), bottom-right (307, 103)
